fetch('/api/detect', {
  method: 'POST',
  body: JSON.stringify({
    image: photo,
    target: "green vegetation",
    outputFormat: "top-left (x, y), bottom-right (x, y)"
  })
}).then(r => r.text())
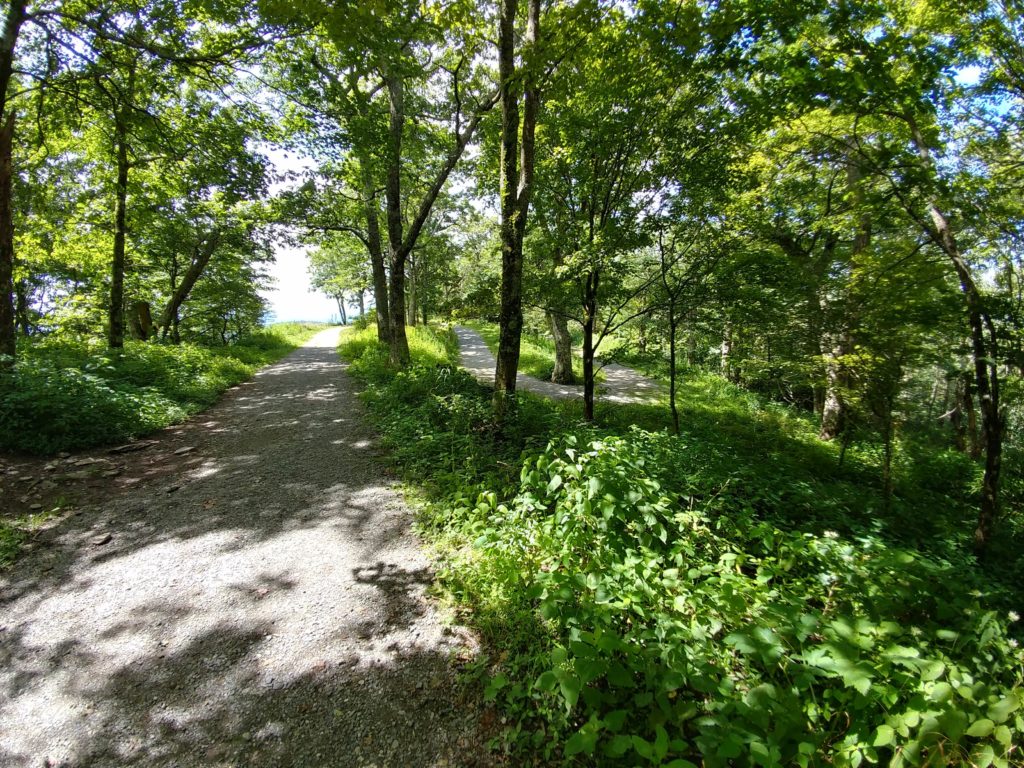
top-left (0, 502), bottom-right (64, 569)
top-left (0, 323), bottom-right (326, 455)
top-left (340, 326), bottom-right (1024, 768)
top-left (464, 320), bottom-right (597, 384)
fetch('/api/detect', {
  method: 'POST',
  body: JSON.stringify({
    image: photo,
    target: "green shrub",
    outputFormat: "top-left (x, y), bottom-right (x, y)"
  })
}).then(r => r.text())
top-left (0, 323), bottom-right (325, 455)
top-left (339, 325), bottom-right (1024, 768)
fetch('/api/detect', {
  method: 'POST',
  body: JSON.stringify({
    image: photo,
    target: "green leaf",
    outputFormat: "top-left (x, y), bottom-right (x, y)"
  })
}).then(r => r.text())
top-left (873, 724), bottom-right (895, 747)
top-left (654, 726), bottom-right (669, 760)
top-left (988, 695), bottom-right (1021, 724)
top-left (607, 735), bottom-right (632, 757)
top-left (966, 719), bottom-right (995, 738)
top-left (559, 674), bottom-right (582, 711)
top-left (632, 735), bottom-right (654, 761)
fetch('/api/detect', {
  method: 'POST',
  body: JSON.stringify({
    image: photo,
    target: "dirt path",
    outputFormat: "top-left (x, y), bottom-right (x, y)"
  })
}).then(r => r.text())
top-left (454, 325), bottom-right (664, 405)
top-left (0, 328), bottom-right (491, 768)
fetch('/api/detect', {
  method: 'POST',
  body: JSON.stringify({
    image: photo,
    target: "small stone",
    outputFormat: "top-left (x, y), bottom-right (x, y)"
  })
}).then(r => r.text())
top-left (57, 452), bottom-right (70, 459)
top-left (29, 503), bottom-right (42, 511)
top-left (101, 470), bottom-right (121, 478)
top-left (74, 459), bottom-right (96, 468)
top-left (166, 485), bottom-right (180, 494)
top-left (174, 446), bottom-right (196, 456)
top-left (62, 471), bottom-right (92, 481)
top-left (91, 533), bottom-right (112, 546)
top-left (44, 464), bottom-right (57, 472)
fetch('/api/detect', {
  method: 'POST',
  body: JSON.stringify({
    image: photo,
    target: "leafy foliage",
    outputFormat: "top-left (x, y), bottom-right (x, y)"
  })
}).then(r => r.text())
top-left (340, 326), bottom-right (1024, 767)
top-left (0, 323), bottom-right (325, 454)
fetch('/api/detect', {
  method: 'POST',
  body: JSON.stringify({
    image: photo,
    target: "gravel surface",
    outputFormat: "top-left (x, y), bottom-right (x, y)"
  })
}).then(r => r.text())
top-left (454, 325), bottom-right (664, 404)
top-left (0, 328), bottom-right (493, 768)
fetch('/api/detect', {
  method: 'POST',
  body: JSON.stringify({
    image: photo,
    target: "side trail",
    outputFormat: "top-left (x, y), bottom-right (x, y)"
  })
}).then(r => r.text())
top-left (454, 325), bottom-right (664, 404)
top-left (0, 328), bottom-right (492, 768)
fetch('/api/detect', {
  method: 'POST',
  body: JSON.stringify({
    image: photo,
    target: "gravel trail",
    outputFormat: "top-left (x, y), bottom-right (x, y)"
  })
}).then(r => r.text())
top-left (0, 328), bottom-right (491, 768)
top-left (454, 325), bottom-right (664, 404)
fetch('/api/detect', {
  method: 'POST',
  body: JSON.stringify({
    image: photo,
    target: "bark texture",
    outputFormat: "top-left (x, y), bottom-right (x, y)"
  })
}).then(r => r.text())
top-left (0, 0), bottom-right (26, 365)
top-left (494, 0), bottom-right (541, 410)
top-left (548, 311), bottom-right (574, 384)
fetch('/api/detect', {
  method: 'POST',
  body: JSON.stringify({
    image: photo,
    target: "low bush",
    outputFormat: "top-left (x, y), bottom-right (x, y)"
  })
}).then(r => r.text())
top-left (0, 322), bottom-right (326, 455)
top-left (339, 327), bottom-right (1024, 768)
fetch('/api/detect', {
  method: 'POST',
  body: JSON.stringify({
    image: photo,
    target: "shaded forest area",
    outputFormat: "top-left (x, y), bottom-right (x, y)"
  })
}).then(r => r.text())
top-left (1, 0), bottom-right (1023, 765)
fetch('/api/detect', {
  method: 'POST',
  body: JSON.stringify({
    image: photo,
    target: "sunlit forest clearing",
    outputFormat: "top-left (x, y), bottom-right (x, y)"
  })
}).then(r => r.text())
top-left (1, 0), bottom-right (1023, 766)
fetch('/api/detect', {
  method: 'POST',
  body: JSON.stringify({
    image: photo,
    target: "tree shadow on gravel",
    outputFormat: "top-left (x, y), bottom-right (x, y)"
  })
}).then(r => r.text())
top-left (0, 343), bottom-right (497, 766)
top-left (0, 345), bottom-right (402, 604)
top-left (1, 624), bottom-right (494, 768)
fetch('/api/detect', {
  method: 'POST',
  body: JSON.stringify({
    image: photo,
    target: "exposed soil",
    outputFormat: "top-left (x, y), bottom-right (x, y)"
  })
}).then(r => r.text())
top-left (0, 328), bottom-right (496, 768)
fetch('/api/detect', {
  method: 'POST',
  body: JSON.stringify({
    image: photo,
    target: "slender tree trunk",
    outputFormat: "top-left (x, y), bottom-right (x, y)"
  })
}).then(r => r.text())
top-left (819, 333), bottom-right (850, 440)
top-left (963, 372), bottom-right (981, 459)
top-left (582, 269), bottom-right (598, 421)
top-left (358, 288), bottom-right (366, 317)
top-left (548, 311), bottom-right (575, 384)
top-left (668, 297), bottom-right (679, 435)
top-left (14, 278), bottom-right (29, 335)
top-left (721, 321), bottom-right (733, 381)
top-left (494, 0), bottom-right (541, 412)
top-left (0, 111), bottom-right (15, 364)
top-left (407, 253), bottom-right (418, 327)
top-left (0, 0), bottom-right (26, 366)
top-left (359, 159), bottom-right (390, 344)
top-left (907, 116), bottom-right (1001, 555)
top-left (109, 114), bottom-right (130, 349)
top-left (383, 74), bottom-right (411, 365)
top-left (158, 232), bottom-right (219, 333)
top-left (336, 295), bottom-right (347, 325)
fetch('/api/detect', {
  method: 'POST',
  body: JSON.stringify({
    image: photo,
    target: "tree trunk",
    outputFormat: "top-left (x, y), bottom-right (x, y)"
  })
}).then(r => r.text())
top-left (720, 321), bottom-right (733, 381)
top-left (14, 278), bottom-right (29, 335)
top-left (548, 311), bottom-right (575, 384)
top-left (158, 232), bottom-right (219, 333)
top-left (963, 372), bottom-right (981, 459)
top-left (494, 0), bottom-right (541, 412)
top-left (336, 295), bottom-right (347, 325)
top-left (360, 158), bottom-right (390, 344)
top-left (407, 253), bottom-right (418, 327)
top-left (383, 74), bottom-right (411, 365)
top-left (819, 333), bottom-right (850, 440)
top-left (668, 297), bottom-right (679, 435)
top-left (0, 0), bottom-right (26, 367)
top-left (582, 269), bottom-right (598, 421)
top-left (907, 115), bottom-right (1002, 556)
top-left (128, 300), bottom-right (153, 340)
top-left (109, 114), bottom-right (130, 349)
top-left (358, 288), bottom-right (366, 317)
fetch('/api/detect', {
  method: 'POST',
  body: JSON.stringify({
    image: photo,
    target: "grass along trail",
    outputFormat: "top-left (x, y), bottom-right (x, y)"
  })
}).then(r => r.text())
top-left (0, 328), bottom-right (491, 768)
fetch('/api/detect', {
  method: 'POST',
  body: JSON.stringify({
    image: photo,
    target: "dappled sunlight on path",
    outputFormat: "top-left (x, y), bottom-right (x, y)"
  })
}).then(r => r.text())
top-left (0, 328), bottom-right (490, 767)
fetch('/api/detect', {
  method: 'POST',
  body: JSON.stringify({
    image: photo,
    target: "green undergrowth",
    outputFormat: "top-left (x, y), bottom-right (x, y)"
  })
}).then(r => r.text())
top-left (339, 324), bottom-right (1024, 768)
top-left (464, 319), bottom-right (597, 384)
top-left (0, 322), bottom-right (327, 455)
top-left (0, 502), bottom-right (65, 569)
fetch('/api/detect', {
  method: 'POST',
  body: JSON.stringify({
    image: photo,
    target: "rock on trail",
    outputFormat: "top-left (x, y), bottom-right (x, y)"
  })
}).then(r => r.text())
top-left (0, 328), bottom-right (492, 768)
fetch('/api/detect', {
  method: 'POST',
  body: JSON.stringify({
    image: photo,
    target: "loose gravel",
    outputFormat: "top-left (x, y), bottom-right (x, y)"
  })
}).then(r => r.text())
top-left (0, 328), bottom-right (492, 768)
top-left (454, 325), bottom-right (664, 404)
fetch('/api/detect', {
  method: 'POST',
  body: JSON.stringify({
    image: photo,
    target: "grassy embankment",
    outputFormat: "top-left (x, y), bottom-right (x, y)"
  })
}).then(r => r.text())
top-left (347, 323), bottom-right (1020, 767)
top-left (0, 322), bottom-right (327, 566)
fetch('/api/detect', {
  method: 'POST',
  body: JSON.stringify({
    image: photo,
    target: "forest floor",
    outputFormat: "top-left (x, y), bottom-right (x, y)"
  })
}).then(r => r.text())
top-left (454, 325), bottom-right (664, 403)
top-left (0, 328), bottom-right (496, 768)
